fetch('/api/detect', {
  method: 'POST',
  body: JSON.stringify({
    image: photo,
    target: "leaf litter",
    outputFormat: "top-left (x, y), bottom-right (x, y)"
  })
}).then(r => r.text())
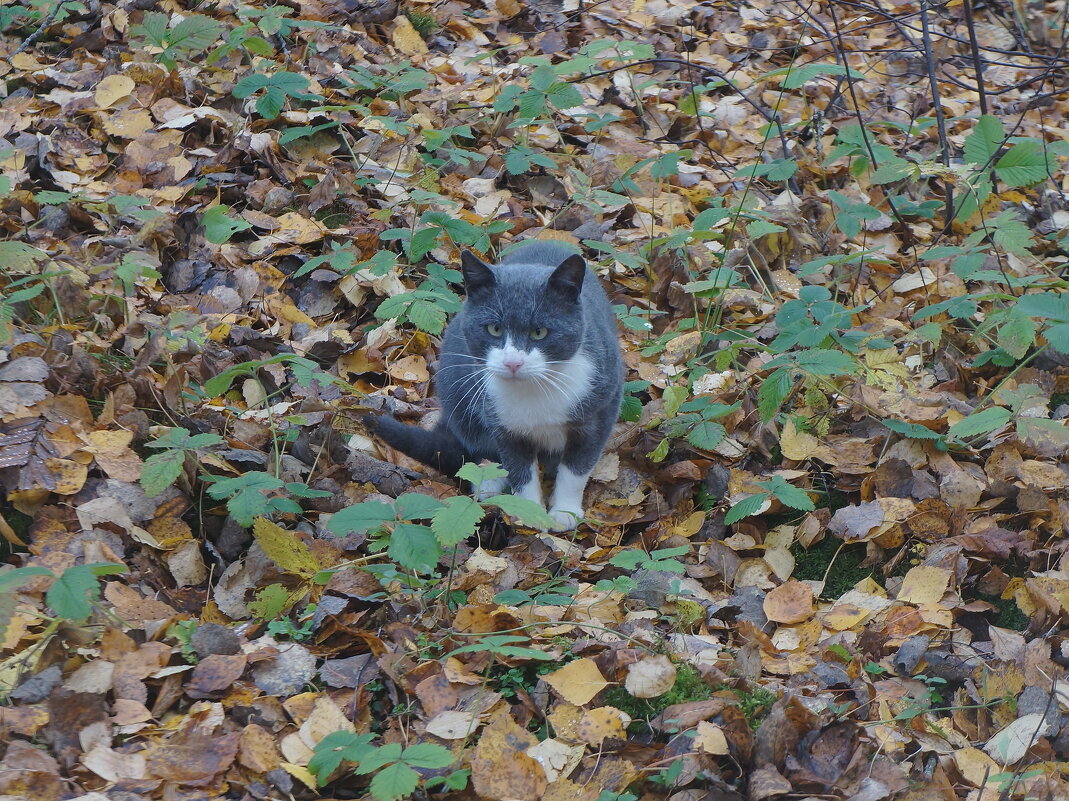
top-left (1, 0), bottom-right (1069, 799)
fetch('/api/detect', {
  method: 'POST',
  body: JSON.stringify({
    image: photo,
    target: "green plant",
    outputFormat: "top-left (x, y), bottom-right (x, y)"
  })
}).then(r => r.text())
top-left (494, 576), bottom-right (577, 607)
top-left (652, 395), bottom-right (740, 459)
top-left (202, 204), bottom-right (253, 244)
top-left (326, 463), bottom-right (554, 575)
top-left (232, 70), bottom-right (319, 119)
top-left (168, 619), bottom-right (200, 663)
top-left (609, 545), bottom-right (688, 574)
top-left (206, 471), bottom-right (331, 527)
top-left (1, 0), bottom-right (87, 34)
top-left (372, 262), bottom-right (464, 335)
top-left (309, 733), bottom-right (453, 801)
top-left (141, 427), bottom-right (224, 498)
top-left (725, 474), bottom-right (815, 525)
top-left (1, 562), bottom-right (128, 643)
top-left (129, 12), bottom-right (225, 70)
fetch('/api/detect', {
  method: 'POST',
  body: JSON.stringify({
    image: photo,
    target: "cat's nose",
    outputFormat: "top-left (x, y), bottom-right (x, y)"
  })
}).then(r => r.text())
top-left (504, 357), bottom-right (524, 375)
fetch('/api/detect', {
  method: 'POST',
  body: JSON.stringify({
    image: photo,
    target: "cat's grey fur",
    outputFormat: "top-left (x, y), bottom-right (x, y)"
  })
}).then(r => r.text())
top-left (368, 241), bottom-right (623, 530)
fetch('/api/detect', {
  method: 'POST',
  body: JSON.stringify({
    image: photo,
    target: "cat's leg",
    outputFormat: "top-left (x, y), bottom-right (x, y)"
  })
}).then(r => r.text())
top-left (547, 463), bottom-right (590, 531)
top-left (498, 437), bottom-right (543, 508)
top-left (475, 476), bottom-right (508, 501)
top-left (548, 424), bottom-right (611, 531)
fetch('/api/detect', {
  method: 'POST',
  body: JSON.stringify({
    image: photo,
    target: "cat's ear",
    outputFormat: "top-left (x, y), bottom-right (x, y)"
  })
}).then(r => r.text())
top-left (547, 254), bottom-right (586, 304)
top-left (460, 251), bottom-right (496, 299)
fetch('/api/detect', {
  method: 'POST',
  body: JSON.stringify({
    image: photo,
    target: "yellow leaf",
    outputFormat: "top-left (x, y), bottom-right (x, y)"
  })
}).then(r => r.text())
top-left (542, 658), bottom-right (609, 706)
top-left (896, 565), bottom-right (950, 606)
top-left (95, 74), bottom-right (135, 109)
top-left (252, 517), bottom-right (320, 579)
top-left (391, 15), bottom-right (429, 56)
top-left (780, 418), bottom-right (819, 461)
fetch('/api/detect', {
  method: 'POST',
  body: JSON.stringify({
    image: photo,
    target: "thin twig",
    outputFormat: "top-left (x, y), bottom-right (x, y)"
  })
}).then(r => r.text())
top-left (14, 0), bottom-right (63, 54)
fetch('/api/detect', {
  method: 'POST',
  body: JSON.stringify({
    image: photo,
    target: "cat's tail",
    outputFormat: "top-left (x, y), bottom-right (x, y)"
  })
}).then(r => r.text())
top-left (363, 414), bottom-right (468, 478)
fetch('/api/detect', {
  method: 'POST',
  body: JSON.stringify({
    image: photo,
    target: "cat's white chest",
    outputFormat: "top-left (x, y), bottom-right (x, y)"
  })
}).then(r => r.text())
top-left (488, 353), bottom-right (593, 452)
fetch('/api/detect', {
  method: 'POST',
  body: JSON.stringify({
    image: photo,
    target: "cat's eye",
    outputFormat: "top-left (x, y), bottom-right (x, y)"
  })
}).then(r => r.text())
top-left (530, 327), bottom-right (549, 340)
top-left (487, 323), bottom-right (504, 337)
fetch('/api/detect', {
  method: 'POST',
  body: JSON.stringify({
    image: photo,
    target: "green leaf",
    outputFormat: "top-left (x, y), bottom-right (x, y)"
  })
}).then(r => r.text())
top-left (1044, 323), bottom-right (1069, 354)
top-left (168, 15), bottom-right (224, 51)
top-left (995, 141), bottom-right (1052, 187)
top-left (47, 563), bottom-right (127, 622)
top-left (203, 205), bottom-right (252, 244)
top-left (140, 449), bottom-right (186, 497)
top-left (401, 743), bottom-right (454, 769)
top-left (763, 62), bottom-right (864, 89)
top-left (997, 314), bottom-right (1036, 359)
top-left (686, 421), bottom-right (726, 451)
top-left (620, 394), bottom-right (642, 422)
top-left (766, 475), bottom-right (815, 511)
top-left (758, 368), bottom-right (791, 423)
top-left (256, 86), bottom-right (287, 119)
top-left (389, 523), bottom-right (441, 573)
top-left (484, 494), bottom-right (556, 530)
top-left (1015, 292), bottom-right (1069, 323)
top-left (394, 493), bottom-right (444, 521)
top-left (131, 11), bottom-right (169, 47)
top-left (882, 419), bottom-right (943, 440)
top-left (356, 743), bottom-right (403, 774)
top-left (948, 406), bottom-right (1012, 441)
top-left (609, 549), bottom-right (649, 570)
top-left (963, 114), bottom-right (1003, 167)
top-left (765, 348), bottom-right (855, 376)
top-left (456, 462), bottom-right (509, 485)
top-left (0, 241), bottom-right (50, 271)
top-left (431, 496), bottom-right (485, 546)
top-left (248, 583), bottom-right (289, 619)
top-left (308, 731), bottom-right (376, 783)
top-left (368, 761), bottom-right (419, 801)
top-left (405, 298), bottom-right (447, 334)
top-left (0, 566), bottom-right (51, 594)
top-left (746, 220), bottom-right (786, 238)
top-left (724, 492), bottom-right (769, 525)
top-left (232, 73), bottom-right (271, 97)
top-left (328, 501), bottom-right (396, 535)
top-left (662, 385), bottom-right (689, 417)
top-left (869, 157), bottom-right (913, 184)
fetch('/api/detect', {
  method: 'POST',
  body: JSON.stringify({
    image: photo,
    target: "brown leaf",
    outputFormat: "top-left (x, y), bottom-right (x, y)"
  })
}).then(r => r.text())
top-left (187, 653), bottom-right (248, 697)
top-left (470, 709), bottom-right (547, 801)
top-left (144, 732), bottom-right (240, 785)
top-left (763, 580), bottom-right (814, 624)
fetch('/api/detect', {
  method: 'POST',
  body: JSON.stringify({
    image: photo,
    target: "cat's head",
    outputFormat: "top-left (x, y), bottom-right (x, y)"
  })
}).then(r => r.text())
top-left (459, 250), bottom-right (586, 382)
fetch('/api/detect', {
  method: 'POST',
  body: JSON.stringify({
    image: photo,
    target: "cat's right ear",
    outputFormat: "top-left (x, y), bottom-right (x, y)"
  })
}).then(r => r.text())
top-left (460, 251), bottom-right (496, 299)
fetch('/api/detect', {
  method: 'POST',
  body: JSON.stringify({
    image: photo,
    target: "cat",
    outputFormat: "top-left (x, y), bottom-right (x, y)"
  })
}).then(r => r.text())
top-left (366, 240), bottom-right (624, 531)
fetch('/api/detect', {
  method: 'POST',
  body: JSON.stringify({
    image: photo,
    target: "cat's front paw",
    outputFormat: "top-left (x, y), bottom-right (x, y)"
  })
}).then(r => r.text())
top-left (547, 506), bottom-right (582, 531)
top-left (475, 477), bottom-right (508, 502)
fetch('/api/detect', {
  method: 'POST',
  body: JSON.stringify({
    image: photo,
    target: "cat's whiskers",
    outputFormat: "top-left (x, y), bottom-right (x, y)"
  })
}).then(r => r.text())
top-left (446, 367), bottom-right (490, 427)
top-left (534, 366), bottom-right (584, 403)
top-left (531, 369), bottom-right (583, 408)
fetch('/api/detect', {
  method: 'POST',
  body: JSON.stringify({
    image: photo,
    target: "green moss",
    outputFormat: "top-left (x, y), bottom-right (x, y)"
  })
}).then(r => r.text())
top-left (601, 662), bottom-right (711, 727)
top-left (736, 687), bottom-right (777, 730)
top-left (405, 11), bottom-right (438, 37)
top-left (792, 538), bottom-right (870, 598)
top-left (977, 593), bottom-right (1029, 631)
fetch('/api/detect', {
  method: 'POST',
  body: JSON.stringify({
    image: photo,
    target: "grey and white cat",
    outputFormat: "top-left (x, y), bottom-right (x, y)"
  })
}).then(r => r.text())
top-left (368, 241), bottom-right (623, 531)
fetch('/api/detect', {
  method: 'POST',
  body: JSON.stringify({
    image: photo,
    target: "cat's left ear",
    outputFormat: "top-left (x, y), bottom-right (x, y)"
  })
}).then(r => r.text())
top-left (460, 251), bottom-right (496, 299)
top-left (547, 254), bottom-right (586, 304)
